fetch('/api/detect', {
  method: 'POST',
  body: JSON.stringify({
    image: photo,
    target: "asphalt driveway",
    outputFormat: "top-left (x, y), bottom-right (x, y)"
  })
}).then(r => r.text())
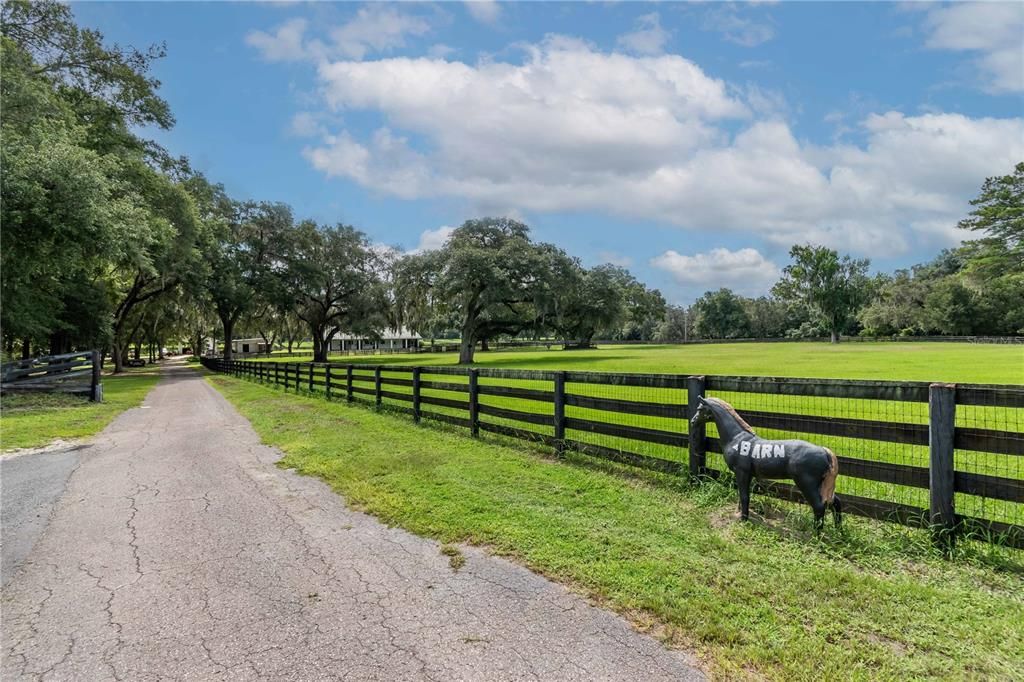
top-left (1, 361), bottom-right (703, 680)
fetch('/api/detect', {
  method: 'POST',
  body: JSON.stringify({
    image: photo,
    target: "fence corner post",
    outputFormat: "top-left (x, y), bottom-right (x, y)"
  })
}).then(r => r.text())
top-left (469, 368), bottom-right (480, 437)
top-left (90, 349), bottom-right (103, 402)
top-left (687, 375), bottom-right (706, 479)
top-left (412, 367), bottom-right (422, 423)
top-left (553, 371), bottom-right (566, 457)
top-left (929, 382), bottom-right (957, 551)
top-left (346, 364), bottom-right (354, 402)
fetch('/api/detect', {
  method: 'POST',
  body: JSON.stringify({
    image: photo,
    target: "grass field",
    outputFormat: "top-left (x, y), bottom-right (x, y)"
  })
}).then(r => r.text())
top-left (0, 366), bottom-right (161, 451)
top-left (254, 342), bottom-right (1024, 384)
top-left (242, 342), bottom-right (1024, 528)
top-left (206, 371), bottom-right (1024, 681)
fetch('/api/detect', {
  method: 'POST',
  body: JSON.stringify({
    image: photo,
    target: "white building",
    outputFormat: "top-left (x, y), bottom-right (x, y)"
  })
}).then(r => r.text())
top-left (329, 328), bottom-right (421, 352)
top-left (231, 338), bottom-right (272, 354)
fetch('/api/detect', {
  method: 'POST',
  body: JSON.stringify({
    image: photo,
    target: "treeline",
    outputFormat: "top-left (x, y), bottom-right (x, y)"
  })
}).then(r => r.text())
top-left (657, 168), bottom-right (1024, 343)
top-left (2, 3), bottom-right (1020, 372)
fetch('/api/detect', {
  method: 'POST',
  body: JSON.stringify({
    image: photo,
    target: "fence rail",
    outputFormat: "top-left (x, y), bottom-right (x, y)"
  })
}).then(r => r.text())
top-left (2, 350), bottom-right (102, 401)
top-left (202, 357), bottom-right (1024, 548)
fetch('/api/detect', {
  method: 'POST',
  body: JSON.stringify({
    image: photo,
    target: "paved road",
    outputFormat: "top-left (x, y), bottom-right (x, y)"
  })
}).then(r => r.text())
top-left (1, 444), bottom-right (86, 587)
top-left (1, 361), bottom-right (703, 681)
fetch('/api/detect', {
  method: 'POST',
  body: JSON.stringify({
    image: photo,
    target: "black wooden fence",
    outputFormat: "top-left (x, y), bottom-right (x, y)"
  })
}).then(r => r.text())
top-left (2, 350), bottom-right (102, 401)
top-left (201, 357), bottom-right (1023, 548)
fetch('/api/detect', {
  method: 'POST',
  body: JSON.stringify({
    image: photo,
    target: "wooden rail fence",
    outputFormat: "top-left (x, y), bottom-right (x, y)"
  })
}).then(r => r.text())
top-left (202, 357), bottom-right (1024, 549)
top-left (2, 350), bottom-right (102, 401)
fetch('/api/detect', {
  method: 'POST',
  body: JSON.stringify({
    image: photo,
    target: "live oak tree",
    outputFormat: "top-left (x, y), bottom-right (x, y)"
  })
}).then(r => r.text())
top-left (553, 264), bottom-right (630, 348)
top-left (283, 222), bottom-right (386, 364)
top-left (398, 218), bottom-right (572, 364)
top-left (772, 245), bottom-right (870, 343)
top-left (693, 289), bottom-right (752, 339)
top-left (203, 201), bottom-right (292, 361)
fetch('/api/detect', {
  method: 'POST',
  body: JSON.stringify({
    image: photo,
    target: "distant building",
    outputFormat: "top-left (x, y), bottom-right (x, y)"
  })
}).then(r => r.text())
top-left (329, 328), bottom-right (421, 352)
top-left (231, 338), bottom-right (272, 354)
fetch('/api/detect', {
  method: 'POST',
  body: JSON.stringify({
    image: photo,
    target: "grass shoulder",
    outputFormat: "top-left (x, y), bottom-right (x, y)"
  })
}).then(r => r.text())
top-left (206, 372), bottom-right (1024, 681)
top-left (1, 366), bottom-right (161, 452)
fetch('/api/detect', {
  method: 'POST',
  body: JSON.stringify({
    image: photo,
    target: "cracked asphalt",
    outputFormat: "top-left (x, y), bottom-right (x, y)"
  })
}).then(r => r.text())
top-left (1, 361), bottom-right (704, 681)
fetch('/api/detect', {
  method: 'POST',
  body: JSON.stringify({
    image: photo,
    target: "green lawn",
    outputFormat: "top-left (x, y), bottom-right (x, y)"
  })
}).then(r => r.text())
top-left (253, 341), bottom-right (1024, 384)
top-left (207, 372), bottom-right (1024, 681)
top-left (0, 366), bottom-right (161, 451)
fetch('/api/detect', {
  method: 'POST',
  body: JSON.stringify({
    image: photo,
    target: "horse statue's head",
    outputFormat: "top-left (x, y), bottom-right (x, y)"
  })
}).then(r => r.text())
top-left (690, 395), bottom-right (715, 429)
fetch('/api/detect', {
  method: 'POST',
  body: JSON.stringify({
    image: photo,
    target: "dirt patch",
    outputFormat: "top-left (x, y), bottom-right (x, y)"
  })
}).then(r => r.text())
top-left (1, 439), bottom-right (89, 458)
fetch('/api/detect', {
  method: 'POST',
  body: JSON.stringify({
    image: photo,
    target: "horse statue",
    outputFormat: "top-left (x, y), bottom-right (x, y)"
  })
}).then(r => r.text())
top-left (690, 396), bottom-right (842, 531)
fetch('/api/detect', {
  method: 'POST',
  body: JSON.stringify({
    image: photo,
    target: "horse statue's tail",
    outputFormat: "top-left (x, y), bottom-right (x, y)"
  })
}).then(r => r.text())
top-left (819, 447), bottom-right (839, 504)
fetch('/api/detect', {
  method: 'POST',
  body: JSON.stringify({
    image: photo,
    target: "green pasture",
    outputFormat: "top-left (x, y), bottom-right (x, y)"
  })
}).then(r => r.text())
top-left (251, 341), bottom-right (1024, 384)
top-left (0, 366), bottom-right (161, 451)
top-left (240, 342), bottom-right (1024, 528)
top-left (206, 371), bottom-right (1024, 682)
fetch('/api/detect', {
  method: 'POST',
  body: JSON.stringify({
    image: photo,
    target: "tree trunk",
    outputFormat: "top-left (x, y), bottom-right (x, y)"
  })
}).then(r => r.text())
top-left (480, 338), bottom-right (490, 352)
top-left (458, 336), bottom-right (475, 364)
top-left (21, 338), bottom-right (31, 359)
top-left (831, 329), bottom-right (839, 344)
top-left (221, 315), bottom-right (235, 360)
top-left (112, 341), bottom-right (125, 373)
top-left (312, 328), bottom-right (329, 363)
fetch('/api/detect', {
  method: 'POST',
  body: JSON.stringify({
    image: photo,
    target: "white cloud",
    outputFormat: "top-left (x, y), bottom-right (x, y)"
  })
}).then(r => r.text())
top-left (616, 13), bottom-right (670, 56)
top-left (702, 6), bottom-right (775, 48)
top-left (331, 6), bottom-right (431, 60)
top-left (651, 248), bottom-right (781, 297)
top-left (465, 1), bottom-right (501, 26)
top-left (289, 111), bottom-right (323, 137)
top-left (294, 35), bottom-right (1022, 257)
top-left (413, 225), bottom-right (455, 253)
top-left (247, 7), bottom-right (431, 63)
top-left (922, 3), bottom-right (1024, 93)
top-left (246, 17), bottom-right (310, 62)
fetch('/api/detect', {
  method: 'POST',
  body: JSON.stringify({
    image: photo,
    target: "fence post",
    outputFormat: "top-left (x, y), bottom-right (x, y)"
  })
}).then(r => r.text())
top-left (553, 371), bottom-right (566, 456)
top-left (325, 365), bottom-right (332, 400)
top-left (309, 364), bottom-right (314, 393)
top-left (412, 367), bottom-right (422, 423)
top-left (347, 364), bottom-right (354, 402)
top-left (469, 369), bottom-right (480, 437)
top-left (687, 375), bottom-right (706, 478)
top-left (929, 382), bottom-right (957, 550)
top-left (375, 366), bottom-right (382, 407)
top-left (90, 350), bottom-right (102, 402)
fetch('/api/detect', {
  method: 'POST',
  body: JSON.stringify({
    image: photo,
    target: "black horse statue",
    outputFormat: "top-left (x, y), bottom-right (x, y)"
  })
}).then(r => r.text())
top-left (690, 396), bottom-right (842, 530)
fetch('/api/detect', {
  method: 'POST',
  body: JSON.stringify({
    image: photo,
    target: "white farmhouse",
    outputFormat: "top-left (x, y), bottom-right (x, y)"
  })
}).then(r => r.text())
top-left (328, 328), bottom-right (421, 352)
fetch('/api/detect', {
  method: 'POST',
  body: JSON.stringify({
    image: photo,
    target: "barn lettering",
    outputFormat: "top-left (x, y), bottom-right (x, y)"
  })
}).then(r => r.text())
top-left (738, 441), bottom-right (786, 458)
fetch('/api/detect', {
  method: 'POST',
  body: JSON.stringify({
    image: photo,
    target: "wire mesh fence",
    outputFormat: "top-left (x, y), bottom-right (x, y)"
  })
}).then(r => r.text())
top-left (204, 358), bottom-right (1023, 547)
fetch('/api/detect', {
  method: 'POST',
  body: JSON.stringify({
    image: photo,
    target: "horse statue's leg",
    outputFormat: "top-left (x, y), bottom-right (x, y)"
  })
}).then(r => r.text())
top-left (793, 472), bottom-right (827, 532)
top-left (831, 495), bottom-right (843, 528)
top-left (736, 468), bottom-right (752, 521)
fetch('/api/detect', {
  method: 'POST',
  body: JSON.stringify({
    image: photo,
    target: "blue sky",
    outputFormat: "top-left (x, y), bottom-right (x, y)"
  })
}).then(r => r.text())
top-left (72, 1), bottom-right (1023, 304)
